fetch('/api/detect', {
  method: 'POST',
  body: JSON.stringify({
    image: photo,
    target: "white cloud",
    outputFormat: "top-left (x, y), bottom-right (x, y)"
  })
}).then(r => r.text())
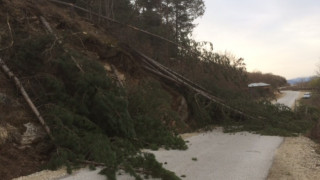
top-left (193, 0), bottom-right (320, 79)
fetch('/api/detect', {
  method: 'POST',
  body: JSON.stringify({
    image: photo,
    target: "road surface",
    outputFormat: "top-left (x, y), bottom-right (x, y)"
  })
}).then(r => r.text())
top-left (150, 129), bottom-right (283, 180)
top-left (18, 91), bottom-right (307, 180)
top-left (17, 129), bottom-right (283, 180)
top-left (275, 90), bottom-right (303, 108)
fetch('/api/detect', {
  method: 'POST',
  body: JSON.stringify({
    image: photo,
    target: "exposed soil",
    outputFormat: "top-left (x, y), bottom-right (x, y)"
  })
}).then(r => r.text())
top-left (0, 63), bottom-right (51, 179)
top-left (0, 144), bottom-right (50, 180)
top-left (268, 136), bottom-right (320, 180)
top-left (0, 0), bottom-right (107, 179)
top-left (0, 74), bottom-right (49, 179)
top-left (0, 0), bottom-right (138, 179)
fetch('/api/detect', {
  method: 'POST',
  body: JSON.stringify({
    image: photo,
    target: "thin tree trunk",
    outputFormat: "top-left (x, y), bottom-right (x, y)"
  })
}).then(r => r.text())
top-left (98, 0), bottom-right (102, 23)
top-left (110, 0), bottom-right (114, 19)
top-left (0, 58), bottom-right (53, 140)
top-left (48, 0), bottom-right (178, 46)
top-left (119, 44), bottom-right (258, 120)
top-left (110, 65), bottom-right (124, 88)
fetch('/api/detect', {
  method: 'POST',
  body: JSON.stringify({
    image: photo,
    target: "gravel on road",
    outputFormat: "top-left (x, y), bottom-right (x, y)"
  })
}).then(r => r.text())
top-left (268, 136), bottom-right (320, 180)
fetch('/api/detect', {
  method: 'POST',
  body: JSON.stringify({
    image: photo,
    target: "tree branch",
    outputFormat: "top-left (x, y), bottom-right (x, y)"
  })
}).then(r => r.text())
top-left (0, 14), bottom-right (14, 51)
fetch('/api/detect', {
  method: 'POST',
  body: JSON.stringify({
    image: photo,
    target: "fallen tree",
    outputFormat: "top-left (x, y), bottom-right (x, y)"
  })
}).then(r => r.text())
top-left (119, 44), bottom-right (257, 120)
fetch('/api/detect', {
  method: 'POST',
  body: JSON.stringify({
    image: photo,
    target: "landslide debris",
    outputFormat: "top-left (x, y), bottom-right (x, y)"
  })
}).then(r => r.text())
top-left (0, 0), bottom-right (186, 179)
top-left (0, 0), bottom-right (318, 179)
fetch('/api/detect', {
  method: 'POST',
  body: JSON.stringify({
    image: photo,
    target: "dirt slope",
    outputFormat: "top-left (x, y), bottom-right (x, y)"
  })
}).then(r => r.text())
top-left (0, 68), bottom-right (49, 180)
top-left (0, 1), bottom-right (187, 179)
top-left (0, 0), bottom-right (117, 179)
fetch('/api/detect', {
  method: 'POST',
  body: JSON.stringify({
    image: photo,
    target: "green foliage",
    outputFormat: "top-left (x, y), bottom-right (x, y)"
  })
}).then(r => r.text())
top-left (185, 84), bottom-right (317, 136)
top-left (309, 77), bottom-right (320, 88)
top-left (41, 50), bottom-right (136, 138)
top-left (11, 35), bottom-right (183, 179)
top-left (11, 35), bottom-right (55, 74)
top-left (125, 153), bottom-right (181, 180)
top-left (186, 93), bottom-right (224, 128)
top-left (128, 79), bottom-right (187, 150)
top-left (222, 99), bottom-right (317, 136)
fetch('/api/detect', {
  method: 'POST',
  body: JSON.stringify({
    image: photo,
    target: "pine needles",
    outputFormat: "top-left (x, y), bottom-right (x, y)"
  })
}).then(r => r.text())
top-left (11, 35), bottom-right (184, 179)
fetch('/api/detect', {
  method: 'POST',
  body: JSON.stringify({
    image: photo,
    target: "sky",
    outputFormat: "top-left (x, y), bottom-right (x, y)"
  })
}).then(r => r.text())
top-left (192, 0), bottom-right (320, 79)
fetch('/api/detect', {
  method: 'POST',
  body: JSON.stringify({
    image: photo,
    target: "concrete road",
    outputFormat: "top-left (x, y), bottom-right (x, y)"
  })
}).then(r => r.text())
top-left (21, 92), bottom-right (303, 180)
top-left (275, 90), bottom-right (303, 108)
top-left (150, 129), bottom-right (283, 180)
top-left (57, 130), bottom-right (283, 180)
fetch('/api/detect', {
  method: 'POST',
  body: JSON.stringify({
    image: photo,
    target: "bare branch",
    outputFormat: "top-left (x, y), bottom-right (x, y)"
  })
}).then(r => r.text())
top-left (0, 58), bottom-right (54, 140)
top-left (0, 14), bottom-right (14, 51)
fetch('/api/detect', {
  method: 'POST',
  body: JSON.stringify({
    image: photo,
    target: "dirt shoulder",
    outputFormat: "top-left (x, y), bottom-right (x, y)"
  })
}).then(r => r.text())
top-left (268, 136), bottom-right (320, 180)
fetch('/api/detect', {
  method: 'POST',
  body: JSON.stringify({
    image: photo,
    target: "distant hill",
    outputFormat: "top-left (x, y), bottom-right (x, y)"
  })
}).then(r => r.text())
top-left (287, 77), bottom-right (312, 85)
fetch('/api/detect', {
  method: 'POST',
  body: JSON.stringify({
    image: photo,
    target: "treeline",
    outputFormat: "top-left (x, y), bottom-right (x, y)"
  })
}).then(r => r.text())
top-left (63, 0), bottom-right (204, 48)
top-left (247, 71), bottom-right (287, 88)
top-left (60, 0), bottom-right (250, 97)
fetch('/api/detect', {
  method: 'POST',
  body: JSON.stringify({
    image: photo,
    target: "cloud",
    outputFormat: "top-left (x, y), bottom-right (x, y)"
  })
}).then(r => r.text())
top-left (281, 15), bottom-right (320, 45)
top-left (193, 0), bottom-right (320, 79)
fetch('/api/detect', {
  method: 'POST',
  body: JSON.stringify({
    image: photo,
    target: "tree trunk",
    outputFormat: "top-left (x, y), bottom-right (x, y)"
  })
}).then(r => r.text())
top-left (0, 58), bottom-right (53, 140)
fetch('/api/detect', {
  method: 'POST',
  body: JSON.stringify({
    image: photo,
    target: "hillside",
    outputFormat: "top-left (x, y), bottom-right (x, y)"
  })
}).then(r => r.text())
top-left (0, 0), bottom-right (317, 180)
top-left (287, 77), bottom-right (312, 85)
